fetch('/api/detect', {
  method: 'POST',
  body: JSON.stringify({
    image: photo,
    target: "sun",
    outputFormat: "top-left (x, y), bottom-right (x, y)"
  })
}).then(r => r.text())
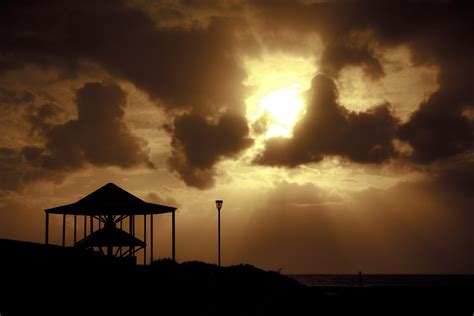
top-left (256, 85), bottom-right (305, 138)
top-left (243, 53), bottom-right (316, 139)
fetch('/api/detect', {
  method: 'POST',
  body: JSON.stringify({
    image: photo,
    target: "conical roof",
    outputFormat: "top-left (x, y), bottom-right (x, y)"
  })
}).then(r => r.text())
top-left (45, 183), bottom-right (176, 215)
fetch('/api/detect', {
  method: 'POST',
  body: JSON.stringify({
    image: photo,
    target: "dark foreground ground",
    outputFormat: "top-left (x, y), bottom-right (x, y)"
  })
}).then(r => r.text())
top-left (0, 239), bottom-right (473, 315)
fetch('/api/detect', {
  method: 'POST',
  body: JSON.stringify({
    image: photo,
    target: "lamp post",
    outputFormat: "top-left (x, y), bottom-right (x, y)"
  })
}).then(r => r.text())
top-left (215, 200), bottom-right (223, 267)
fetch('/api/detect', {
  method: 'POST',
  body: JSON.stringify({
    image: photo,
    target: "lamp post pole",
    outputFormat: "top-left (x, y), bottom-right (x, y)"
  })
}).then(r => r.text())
top-left (215, 200), bottom-right (223, 267)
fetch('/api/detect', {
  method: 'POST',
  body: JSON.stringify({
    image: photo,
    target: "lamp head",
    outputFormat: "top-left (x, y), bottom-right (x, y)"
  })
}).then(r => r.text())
top-left (215, 200), bottom-right (223, 211)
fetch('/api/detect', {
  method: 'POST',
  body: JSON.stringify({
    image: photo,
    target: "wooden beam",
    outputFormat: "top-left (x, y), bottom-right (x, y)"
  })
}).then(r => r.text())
top-left (114, 214), bottom-right (127, 223)
top-left (121, 245), bottom-right (144, 258)
top-left (45, 213), bottom-right (49, 245)
top-left (62, 214), bottom-right (66, 247)
top-left (121, 247), bottom-right (131, 258)
top-left (172, 211), bottom-right (175, 261)
top-left (90, 215), bottom-right (93, 235)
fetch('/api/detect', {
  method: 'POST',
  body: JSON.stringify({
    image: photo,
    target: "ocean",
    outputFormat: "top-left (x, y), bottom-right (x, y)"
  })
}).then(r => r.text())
top-left (287, 274), bottom-right (474, 287)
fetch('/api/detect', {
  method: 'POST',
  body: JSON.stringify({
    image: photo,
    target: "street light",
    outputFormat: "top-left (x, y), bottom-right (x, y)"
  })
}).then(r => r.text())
top-left (215, 200), bottom-right (223, 266)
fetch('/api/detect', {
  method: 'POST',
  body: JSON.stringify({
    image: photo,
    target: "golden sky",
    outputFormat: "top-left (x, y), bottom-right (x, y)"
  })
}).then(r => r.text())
top-left (0, 0), bottom-right (472, 273)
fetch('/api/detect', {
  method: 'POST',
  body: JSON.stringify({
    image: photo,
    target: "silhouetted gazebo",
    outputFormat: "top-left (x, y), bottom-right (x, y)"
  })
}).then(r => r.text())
top-left (44, 183), bottom-right (177, 264)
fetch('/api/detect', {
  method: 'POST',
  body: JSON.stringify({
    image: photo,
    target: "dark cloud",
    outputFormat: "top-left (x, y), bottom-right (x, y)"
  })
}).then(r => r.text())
top-left (0, 147), bottom-right (29, 192)
top-left (0, 87), bottom-right (36, 106)
top-left (320, 41), bottom-right (384, 80)
top-left (399, 89), bottom-right (474, 163)
top-left (251, 0), bottom-right (474, 164)
top-left (25, 102), bottom-right (63, 138)
top-left (0, 0), bottom-right (472, 189)
top-left (0, 82), bottom-right (153, 193)
top-left (0, 0), bottom-right (255, 189)
top-left (0, 147), bottom-right (63, 193)
top-left (32, 82), bottom-right (153, 170)
top-left (255, 74), bottom-right (398, 166)
top-left (168, 112), bottom-right (253, 189)
top-left (0, 0), bottom-right (249, 112)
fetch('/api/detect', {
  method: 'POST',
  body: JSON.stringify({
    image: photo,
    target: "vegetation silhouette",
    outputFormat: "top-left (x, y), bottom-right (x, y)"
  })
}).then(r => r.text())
top-left (0, 238), bottom-right (473, 315)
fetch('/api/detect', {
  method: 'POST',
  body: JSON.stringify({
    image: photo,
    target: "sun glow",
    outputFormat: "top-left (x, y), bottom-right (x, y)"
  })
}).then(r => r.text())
top-left (244, 53), bottom-right (316, 139)
top-left (256, 85), bottom-right (305, 138)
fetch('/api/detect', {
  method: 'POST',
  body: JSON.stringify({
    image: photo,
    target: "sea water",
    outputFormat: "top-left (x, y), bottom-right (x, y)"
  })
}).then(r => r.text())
top-left (287, 274), bottom-right (474, 287)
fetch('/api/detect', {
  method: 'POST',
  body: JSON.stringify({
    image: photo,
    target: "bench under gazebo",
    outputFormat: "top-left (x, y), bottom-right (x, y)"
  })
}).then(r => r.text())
top-left (44, 182), bottom-right (177, 264)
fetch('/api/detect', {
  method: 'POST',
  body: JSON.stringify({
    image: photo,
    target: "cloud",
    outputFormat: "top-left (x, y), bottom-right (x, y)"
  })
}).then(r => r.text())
top-left (0, 87), bottom-right (36, 106)
top-left (25, 102), bottom-right (64, 138)
top-left (0, 0), bottom-right (255, 189)
top-left (255, 74), bottom-right (399, 166)
top-left (168, 112), bottom-right (253, 189)
top-left (250, 0), bottom-right (474, 164)
top-left (0, 0), bottom-right (472, 189)
top-left (0, 82), bottom-right (153, 193)
top-left (398, 88), bottom-right (474, 163)
top-left (146, 192), bottom-right (180, 208)
top-left (320, 38), bottom-right (384, 80)
top-left (32, 82), bottom-right (153, 170)
top-left (0, 147), bottom-right (63, 193)
top-left (0, 0), bottom-right (250, 112)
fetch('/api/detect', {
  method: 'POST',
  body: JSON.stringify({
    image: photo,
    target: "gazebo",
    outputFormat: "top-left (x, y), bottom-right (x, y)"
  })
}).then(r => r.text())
top-left (44, 183), bottom-right (177, 264)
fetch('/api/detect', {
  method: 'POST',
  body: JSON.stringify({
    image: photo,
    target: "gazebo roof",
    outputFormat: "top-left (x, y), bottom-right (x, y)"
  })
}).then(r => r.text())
top-left (44, 183), bottom-right (176, 215)
top-left (75, 226), bottom-right (146, 248)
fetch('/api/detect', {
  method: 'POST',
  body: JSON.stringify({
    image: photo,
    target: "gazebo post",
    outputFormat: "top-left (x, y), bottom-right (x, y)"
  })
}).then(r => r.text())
top-left (143, 214), bottom-right (147, 265)
top-left (83, 215), bottom-right (87, 239)
top-left (45, 212), bottom-right (49, 245)
top-left (172, 210), bottom-right (175, 261)
top-left (90, 215), bottom-right (93, 236)
top-left (106, 215), bottom-right (113, 257)
top-left (120, 218), bottom-right (123, 256)
top-left (150, 214), bottom-right (153, 264)
top-left (62, 214), bottom-right (66, 247)
top-left (129, 215), bottom-right (133, 257)
top-left (74, 214), bottom-right (77, 244)
top-left (132, 215), bottom-right (135, 256)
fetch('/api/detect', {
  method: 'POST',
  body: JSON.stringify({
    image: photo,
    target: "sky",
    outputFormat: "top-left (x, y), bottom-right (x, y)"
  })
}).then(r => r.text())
top-left (0, 0), bottom-right (473, 274)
